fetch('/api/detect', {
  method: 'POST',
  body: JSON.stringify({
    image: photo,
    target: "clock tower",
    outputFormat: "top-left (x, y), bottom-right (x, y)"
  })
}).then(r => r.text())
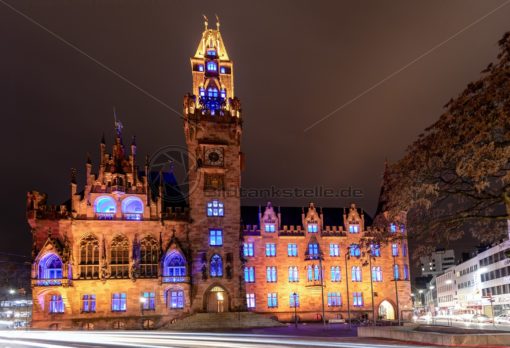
top-left (183, 17), bottom-right (244, 312)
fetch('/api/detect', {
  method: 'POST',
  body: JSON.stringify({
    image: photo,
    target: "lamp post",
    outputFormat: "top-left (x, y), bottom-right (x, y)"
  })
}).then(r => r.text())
top-left (393, 255), bottom-right (401, 325)
top-left (318, 254), bottom-right (326, 326)
top-left (344, 252), bottom-right (351, 328)
top-left (292, 292), bottom-right (298, 328)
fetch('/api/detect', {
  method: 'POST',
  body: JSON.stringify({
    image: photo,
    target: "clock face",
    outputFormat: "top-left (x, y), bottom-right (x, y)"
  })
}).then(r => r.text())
top-left (204, 148), bottom-right (224, 166)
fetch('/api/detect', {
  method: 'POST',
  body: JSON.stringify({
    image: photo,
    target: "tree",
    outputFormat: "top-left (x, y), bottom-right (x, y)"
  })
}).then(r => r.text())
top-left (382, 32), bottom-right (510, 256)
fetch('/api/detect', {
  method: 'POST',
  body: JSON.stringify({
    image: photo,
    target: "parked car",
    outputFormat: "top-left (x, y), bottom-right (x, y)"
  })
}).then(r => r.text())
top-left (495, 314), bottom-right (510, 324)
top-left (471, 314), bottom-right (492, 323)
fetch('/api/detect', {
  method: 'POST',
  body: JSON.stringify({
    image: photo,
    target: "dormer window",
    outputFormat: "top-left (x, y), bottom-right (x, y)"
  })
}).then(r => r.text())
top-left (206, 49), bottom-right (217, 57)
top-left (220, 89), bottom-right (226, 99)
top-left (390, 223), bottom-right (397, 233)
top-left (307, 223), bottom-right (318, 233)
top-left (265, 224), bottom-right (275, 233)
top-left (198, 65), bottom-right (204, 72)
top-left (349, 224), bottom-right (359, 233)
top-left (220, 66), bottom-right (226, 74)
top-left (94, 196), bottom-right (116, 220)
top-left (199, 87), bottom-right (205, 97)
top-left (207, 61), bottom-right (217, 72)
top-left (121, 196), bottom-right (143, 220)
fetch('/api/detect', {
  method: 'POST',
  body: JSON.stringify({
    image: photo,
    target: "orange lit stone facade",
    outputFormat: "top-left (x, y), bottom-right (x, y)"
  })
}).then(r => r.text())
top-left (242, 203), bottom-right (412, 322)
top-left (27, 21), bottom-right (411, 330)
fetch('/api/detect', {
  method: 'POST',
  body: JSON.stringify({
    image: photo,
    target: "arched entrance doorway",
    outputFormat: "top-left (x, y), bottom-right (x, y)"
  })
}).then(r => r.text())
top-left (378, 300), bottom-right (395, 320)
top-left (206, 286), bottom-right (228, 313)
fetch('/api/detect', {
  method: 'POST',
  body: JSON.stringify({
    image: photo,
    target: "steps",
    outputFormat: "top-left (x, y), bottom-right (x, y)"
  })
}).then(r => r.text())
top-left (163, 312), bottom-right (284, 330)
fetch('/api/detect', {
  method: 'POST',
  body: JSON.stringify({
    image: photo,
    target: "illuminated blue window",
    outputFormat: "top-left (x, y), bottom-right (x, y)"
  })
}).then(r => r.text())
top-left (349, 244), bottom-right (361, 257)
top-left (329, 244), bottom-right (339, 257)
top-left (267, 293), bottom-right (278, 308)
top-left (307, 265), bottom-right (320, 281)
top-left (207, 200), bottom-right (224, 217)
top-left (392, 243), bottom-right (399, 257)
top-left (111, 293), bottom-right (126, 312)
top-left (307, 223), bottom-right (318, 233)
top-left (244, 266), bottom-right (255, 283)
top-left (198, 64), bottom-right (204, 72)
top-left (403, 264), bottom-right (409, 280)
top-left (328, 292), bottom-right (341, 307)
top-left (38, 253), bottom-right (63, 282)
top-left (290, 293), bottom-right (300, 308)
top-left (207, 87), bottom-right (219, 98)
top-left (207, 61), bottom-right (217, 72)
top-left (206, 49), bottom-right (217, 56)
top-left (265, 243), bottom-right (276, 257)
top-left (246, 293), bottom-right (255, 309)
top-left (308, 243), bottom-right (319, 258)
top-left (393, 264), bottom-right (400, 280)
top-left (288, 244), bottom-right (298, 257)
top-left (49, 295), bottom-right (64, 313)
top-left (288, 266), bottom-right (298, 282)
top-left (142, 292), bottom-right (155, 310)
top-left (349, 224), bottom-right (359, 233)
top-left (168, 289), bottom-right (184, 309)
top-left (82, 294), bottom-right (96, 313)
top-left (122, 196), bottom-right (143, 220)
top-left (209, 229), bottom-right (223, 246)
top-left (243, 243), bottom-right (254, 257)
top-left (353, 292), bottom-right (363, 307)
top-left (266, 266), bottom-right (277, 282)
top-left (220, 89), bottom-right (226, 99)
top-left (94, 196), bottom-right (116, 219)
top-left (371, 243), bottom-right (381, 257)
top-left (331, 266), bottom-right (341, 282)
top-left (265, 224), bottom-right (275, 233)
top-left (220, 66), bottom-right (226, 74)
top-left (402, 243), bottom-right (408, 257)
top-left (199, 87), bottom-right (205, 97)
top-left (163, 251), bottom-right (186, 281)
top-left (210, 254), bottom-right (223, 277)
top-left (372, 266), bottom-right (382, 282)
top-left (351, 266), bottom-right (361, 282)
top-left (390, 223), bottom-right (397, 233)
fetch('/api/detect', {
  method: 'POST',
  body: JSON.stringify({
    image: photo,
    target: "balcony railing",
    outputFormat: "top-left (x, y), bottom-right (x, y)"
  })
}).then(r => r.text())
top-left (32, 278), bottom-right (70, 287)
top-left (96, 213), bottom-right (115, 220)
top-left (123, 213), bottom-right (142, 221)
top-left (162, 276), bottom-right (189, 283)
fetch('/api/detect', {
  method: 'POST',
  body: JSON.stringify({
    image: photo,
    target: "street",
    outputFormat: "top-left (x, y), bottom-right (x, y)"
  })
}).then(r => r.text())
top-left (0, 328), bottom-right (438, 348)
top-left (415, 317), bottom-right (510, 332)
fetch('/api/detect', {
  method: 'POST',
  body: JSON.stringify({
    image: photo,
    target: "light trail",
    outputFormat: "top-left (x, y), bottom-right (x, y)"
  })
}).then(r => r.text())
top-left (0, 330), bottom-right (439, 348)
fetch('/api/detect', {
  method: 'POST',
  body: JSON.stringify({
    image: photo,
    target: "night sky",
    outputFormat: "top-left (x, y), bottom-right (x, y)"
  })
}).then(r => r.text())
top-left (2, 0), bottom-right (509, 257)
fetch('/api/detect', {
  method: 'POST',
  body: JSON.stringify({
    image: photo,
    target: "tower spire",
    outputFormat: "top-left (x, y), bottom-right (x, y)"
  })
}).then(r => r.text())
top-left (203, 14), bottom-right (208, 30)
top-left (215, 14), bottom-right (220, 30)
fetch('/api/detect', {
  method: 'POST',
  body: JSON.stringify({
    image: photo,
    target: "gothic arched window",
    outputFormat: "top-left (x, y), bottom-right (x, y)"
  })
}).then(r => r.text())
top-left (140, 236), bottom-right (159, 278)
top-left (110, 235), bottom-right (129, 279)
top-left (79, 235), bottom-right (99, 279)
top-left (163, 251), bottom-right (186, 282)
top-left (121, 196), bottom-right (143, 220)
top-left (210, 254), bottom-right (223, 277)
top-left (38, 253), bottom-right (63, 284)
top-left (94, 196), bottom-right (116, 219)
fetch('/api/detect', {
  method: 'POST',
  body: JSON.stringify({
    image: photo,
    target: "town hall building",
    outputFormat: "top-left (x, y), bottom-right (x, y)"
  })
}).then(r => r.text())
top-left (27, 19), bottom-right (412, 329)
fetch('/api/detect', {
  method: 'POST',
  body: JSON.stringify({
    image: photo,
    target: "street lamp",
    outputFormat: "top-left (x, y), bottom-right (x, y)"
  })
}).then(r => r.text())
top-left (139, 296), bottom-right (146, 316)
top-left (8, 289), bottom-right (15, 295)
top-left (292, 292), bottom-right (298, 328)
top-left (344, 252), bottom-right (351, 328)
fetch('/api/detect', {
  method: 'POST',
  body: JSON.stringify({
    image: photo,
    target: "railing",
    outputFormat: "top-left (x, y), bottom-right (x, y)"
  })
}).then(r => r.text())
top-left (32, 278), bottom-right (70, 287)
top-left (96, 213), bottom-right (115, 220)
top-left (162, 276), bottom-right (189, 283)
top-left (123, 213), bottom-right (142, 221)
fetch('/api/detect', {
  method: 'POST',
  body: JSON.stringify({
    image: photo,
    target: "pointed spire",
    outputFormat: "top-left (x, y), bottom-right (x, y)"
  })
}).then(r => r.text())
top-left (203, 14), bottom-right (208, 30)
top-left (131, 135), bottom-right (137, 146)
top-left (86, 152), bottom-right (92, 165)
top-left (101, 132), bottom-right (106, 145)
top-left (215, 14), bottom-right (220, 30)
